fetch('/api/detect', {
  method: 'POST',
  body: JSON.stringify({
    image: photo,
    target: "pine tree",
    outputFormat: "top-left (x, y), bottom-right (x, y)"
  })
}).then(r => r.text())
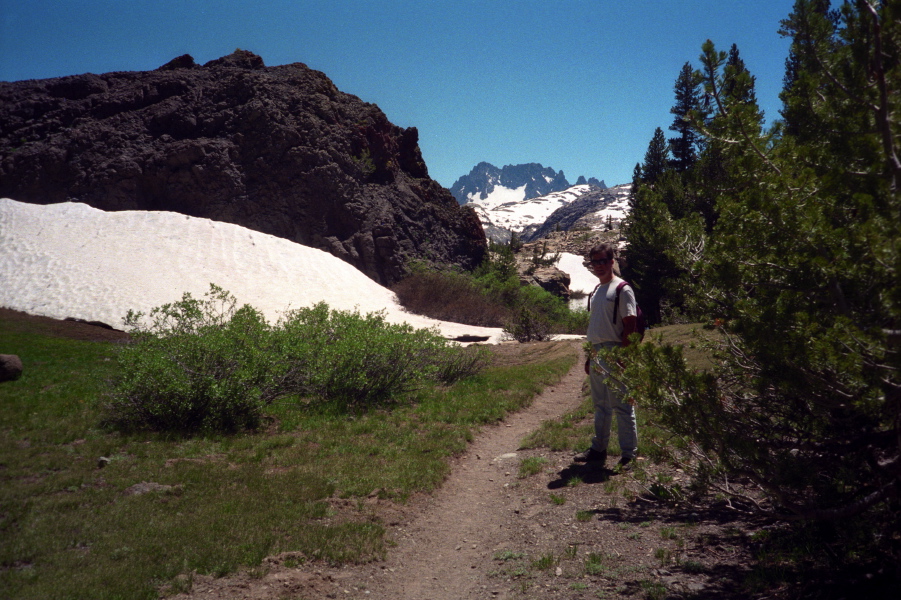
top-left (779, 0), bottom-right (836, 138)
top-left (629, 162), bottom-right (642, 201)
top-left (724, 44), bottom-right (757, 105)
top-left (624, 1), bottom-right (901, 547)
top-left (685, 42), bottom-right (768, 233)
top-left (641, 127), bottom-right (670, 185)
top-left (668, 62), bottom-right (701, 172)
top-left (621, 183), bottom-right (677, 325)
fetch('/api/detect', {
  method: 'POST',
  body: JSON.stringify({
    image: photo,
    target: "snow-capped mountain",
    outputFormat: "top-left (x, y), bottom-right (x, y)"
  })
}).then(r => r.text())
top-left (523, 184), bottom-right (632, 241)
top-left (592, 184), bottom-right (631, 224)
top-left (524, 183), bottom-right (632, 242)
top-left (450, 162), bottom-right (605, 206)
top-left (466, 183), bottom-right (631, 243)
top-left (469, 184), bottom-right (594, 235)
top-left (449, 162), bottom-right (622, 243)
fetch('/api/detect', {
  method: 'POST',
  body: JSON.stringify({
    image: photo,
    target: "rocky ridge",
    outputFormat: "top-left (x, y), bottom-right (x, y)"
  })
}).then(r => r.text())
top-left (449, 162), bottom-right (604, 207)
top-left (0, 50), bottom-right (486, 285)
top-left (522, 184), bottom-right (630, 242)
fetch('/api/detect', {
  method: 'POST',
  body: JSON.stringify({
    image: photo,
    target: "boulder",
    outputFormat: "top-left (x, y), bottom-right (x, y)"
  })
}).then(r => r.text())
top-left (0, 354), bottom-right (23, 382)
top-left (521, 266), bottom-right (571, 301)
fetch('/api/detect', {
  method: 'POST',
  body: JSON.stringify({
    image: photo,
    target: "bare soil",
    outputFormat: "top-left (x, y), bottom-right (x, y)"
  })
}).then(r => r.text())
top-left (0, 308), bottom-right (131, 343)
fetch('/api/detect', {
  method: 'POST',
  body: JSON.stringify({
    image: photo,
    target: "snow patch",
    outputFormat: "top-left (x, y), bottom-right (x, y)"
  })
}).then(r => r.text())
top-left (0, 198), bottom-right (506, 343)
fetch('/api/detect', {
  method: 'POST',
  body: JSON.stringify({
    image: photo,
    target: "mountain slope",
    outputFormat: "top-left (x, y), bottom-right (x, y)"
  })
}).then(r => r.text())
top-left (464, 182), bottom-right (630, 243)
top-left (472, 184), bottom-right (594, 236)
top-left (522, 183), bottom-right (631, 241)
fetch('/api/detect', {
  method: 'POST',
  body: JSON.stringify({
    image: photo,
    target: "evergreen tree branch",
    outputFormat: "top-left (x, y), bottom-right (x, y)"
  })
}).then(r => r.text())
top-left (699, 42), bottom-right (782, 175)
top-left (860, 0), bottom-right (901, 189)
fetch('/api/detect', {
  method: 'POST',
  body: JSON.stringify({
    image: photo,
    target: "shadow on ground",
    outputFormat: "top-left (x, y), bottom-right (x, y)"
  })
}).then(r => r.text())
top-left (547, 461), bottom-right (610, 489)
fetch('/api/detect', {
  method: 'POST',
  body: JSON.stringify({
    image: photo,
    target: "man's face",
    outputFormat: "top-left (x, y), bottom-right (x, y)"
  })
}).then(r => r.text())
top-left (587, 252), bottom-right (614, 282)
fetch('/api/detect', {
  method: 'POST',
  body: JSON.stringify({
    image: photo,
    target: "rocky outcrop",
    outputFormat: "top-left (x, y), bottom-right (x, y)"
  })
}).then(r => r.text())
top-left (520, 266), bottom-right (571, 300)
top-left (575, 175), bottom-right (606, 188)
top-left (0, 50), bottom-right (486, 285)
top-left (513, 241), bottom-right (573, 301)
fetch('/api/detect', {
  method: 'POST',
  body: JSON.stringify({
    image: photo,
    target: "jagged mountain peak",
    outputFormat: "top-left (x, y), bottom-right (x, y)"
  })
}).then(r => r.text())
top-left (450, 162), bottom-right (606, 207)
top-left (576, 175), bottom-right (607, 187)
top-left (450, 162), bottom-right (560, 206)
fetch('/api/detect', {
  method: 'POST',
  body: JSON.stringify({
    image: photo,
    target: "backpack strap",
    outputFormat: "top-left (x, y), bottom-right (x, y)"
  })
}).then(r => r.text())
top-left (586, 282), bottom-right (602, 312)
top-left (612, 281), bottom-right (629, 325)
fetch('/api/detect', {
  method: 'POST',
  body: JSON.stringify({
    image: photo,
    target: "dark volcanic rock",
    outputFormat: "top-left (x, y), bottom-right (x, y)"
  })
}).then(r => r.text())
top-left (0, 50), bottom-right (486, 285)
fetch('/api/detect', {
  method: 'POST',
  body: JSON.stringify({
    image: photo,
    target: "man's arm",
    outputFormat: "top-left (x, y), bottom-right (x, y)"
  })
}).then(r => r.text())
top-left (621, 315), bottom-right (638, 347)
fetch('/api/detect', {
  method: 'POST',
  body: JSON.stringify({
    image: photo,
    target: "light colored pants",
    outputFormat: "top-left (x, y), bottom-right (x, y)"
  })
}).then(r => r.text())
top-left (590, 342), bottom-right (638, 458)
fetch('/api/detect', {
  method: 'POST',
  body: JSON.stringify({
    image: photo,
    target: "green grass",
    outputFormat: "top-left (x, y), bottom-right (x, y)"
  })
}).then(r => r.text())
top-left (494, 550), bottom-right (525, 561)
top-left (660, 526), bottom-right (679, 540)
top-left (0, 318), bottom-right (578, 599)
top-left (640, 579), bottom-right (668, 600)
top-left (518, 456), bottom-right (549, 478)
top-left (584, 552), bottom-right (610, 576)
top-left (644, 322), bottom-right (721, 372)
top-left (531, 552), bottom-right (558, 570)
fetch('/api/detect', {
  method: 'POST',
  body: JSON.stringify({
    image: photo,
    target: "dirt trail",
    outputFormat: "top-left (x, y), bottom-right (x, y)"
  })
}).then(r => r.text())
top-left (363, 348), bottom-right (586, 600)
top-left (170, 343), bottom-right (587, 600)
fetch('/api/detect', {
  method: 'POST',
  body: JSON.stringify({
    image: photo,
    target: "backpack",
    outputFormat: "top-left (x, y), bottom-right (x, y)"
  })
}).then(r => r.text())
top-left (588, 280), bottom-right (646, 342)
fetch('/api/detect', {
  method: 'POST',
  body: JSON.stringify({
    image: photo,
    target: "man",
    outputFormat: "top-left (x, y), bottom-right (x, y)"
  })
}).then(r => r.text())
top-left (574, 242), bottom-right (639, 469)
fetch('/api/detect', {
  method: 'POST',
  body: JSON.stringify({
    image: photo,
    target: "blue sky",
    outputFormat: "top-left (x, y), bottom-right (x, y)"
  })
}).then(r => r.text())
top-left (0, 0), bottom-right (796, 188)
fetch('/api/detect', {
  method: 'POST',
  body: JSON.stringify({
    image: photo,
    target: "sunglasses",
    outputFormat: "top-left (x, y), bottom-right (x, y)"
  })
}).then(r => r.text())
top-left (585, 258), bottom-right (613, 266)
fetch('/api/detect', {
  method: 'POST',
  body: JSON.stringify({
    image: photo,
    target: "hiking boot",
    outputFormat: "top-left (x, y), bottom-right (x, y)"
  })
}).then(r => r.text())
top-left (616, 456), bottom-right (634, 471)
top-left (573, 448), bottom-right (607, 464)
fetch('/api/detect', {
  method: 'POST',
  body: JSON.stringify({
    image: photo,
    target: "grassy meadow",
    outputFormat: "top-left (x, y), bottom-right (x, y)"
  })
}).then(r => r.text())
top-left (0, 311), bottom-right (578, 599)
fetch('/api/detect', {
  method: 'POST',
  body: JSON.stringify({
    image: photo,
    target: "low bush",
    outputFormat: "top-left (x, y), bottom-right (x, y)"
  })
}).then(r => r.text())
top-left (278, 303), bottom-right (489, 408)
top-left (390, 270), bottom-right (507, 327)
top-left (103, 286), bottom-right (282, 433)
top-left (504, 307), bottom-right (553, 342)
top-left (391, 249), bottom-right (588, 340)
top-left (102, 285), bottom-right (489, 433)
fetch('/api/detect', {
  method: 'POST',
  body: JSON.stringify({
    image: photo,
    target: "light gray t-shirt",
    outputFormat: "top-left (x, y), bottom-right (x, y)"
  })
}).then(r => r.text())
top-left (587, 275), bottom-right (637, 345)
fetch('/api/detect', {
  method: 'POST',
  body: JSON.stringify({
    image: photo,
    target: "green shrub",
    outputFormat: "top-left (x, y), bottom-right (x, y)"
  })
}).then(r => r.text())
top-left (432, 344), bottom-right (493, 385)
top-left (503, 307), bottom-right (553, 342)
top-left (390, 269), bottom-right (507, 327)
top-left (278, 303), bottom-right (487, 408)
top-left (102, 286), bottom-right (283, 433)
top-left (102, 285), bottom-right (489, 433)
